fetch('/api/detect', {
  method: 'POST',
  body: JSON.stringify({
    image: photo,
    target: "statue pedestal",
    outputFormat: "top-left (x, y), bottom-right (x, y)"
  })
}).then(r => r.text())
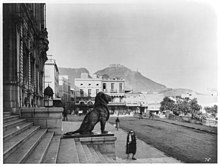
top-left (63, 133), bottom-right (117, 159)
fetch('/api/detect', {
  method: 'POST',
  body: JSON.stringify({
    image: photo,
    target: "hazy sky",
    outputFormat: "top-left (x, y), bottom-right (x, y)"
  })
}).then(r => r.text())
top-left (46, 0), bottom-right (218, 93)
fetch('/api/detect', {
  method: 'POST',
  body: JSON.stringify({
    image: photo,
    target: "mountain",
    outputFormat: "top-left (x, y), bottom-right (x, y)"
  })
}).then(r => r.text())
top-left (95, 64), bottom-right (167, 93)
top-left (58, 67), bottom-right (91, 89)
top-left (159, 88), bottom-right (201, 97)
top-left (59, 65), bottom-right (199, 96)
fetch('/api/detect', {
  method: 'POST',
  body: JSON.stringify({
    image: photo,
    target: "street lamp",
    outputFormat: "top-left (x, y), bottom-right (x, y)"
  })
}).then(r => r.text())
top-left (44, 85), bottom-right (54, 107)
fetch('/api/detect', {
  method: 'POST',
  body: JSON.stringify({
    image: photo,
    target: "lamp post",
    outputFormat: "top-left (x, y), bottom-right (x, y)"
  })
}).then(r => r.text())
top-left (44, 85), bottom-right (54, 107)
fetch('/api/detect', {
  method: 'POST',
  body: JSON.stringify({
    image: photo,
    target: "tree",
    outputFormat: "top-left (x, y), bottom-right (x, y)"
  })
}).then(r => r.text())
top-left (204, 105), bottom-right (217, 117)
top-left (178, 100), bottom-right (190, 115)
top-left (172, 104), bottom-right (180, 115)
top-left (189, 98), bottom-right (201, 119)
top-left (160, 97), bottom-right (175, 112)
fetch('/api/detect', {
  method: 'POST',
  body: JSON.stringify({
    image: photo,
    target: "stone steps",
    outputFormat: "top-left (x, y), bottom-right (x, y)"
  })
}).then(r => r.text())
top-left (3, 112), bottom-right (11, 117)
top-left (3, 115), bottom-right (20, 123)
top-left (82, 144), bottom-right (98, 163)
top-left (76, 141), bottom-right (115, 163)
top-left (57, 138), bottom-right (79, 163)
top-left (24, 132), bottom-right (54, 163)
top-left (3, 125), bottom-right (41, 160)
top-left (57, 137), bottom-right (116, 163)
top-left (42, 135), bottom-right (61, 163)
top-left (3, 114), bottom-right (61, 164)
top-left (103, 153), bottom-right (116, 163)
top-left (87, 144), bottom-right (102, 163)
top-left (3, 119), bottom-right (26, 131)
top-left (3, 122), bottom-right (34, 141)
top-left (4, 128), bottom-right (47, 163)
top-left (75, 141), bottom-right (88, 163)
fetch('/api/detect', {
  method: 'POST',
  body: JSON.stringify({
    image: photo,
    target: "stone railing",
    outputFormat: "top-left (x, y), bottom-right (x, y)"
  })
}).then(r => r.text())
top-left (65, 133), bottom-right (117, 159)
top-left (20, 107), bottom-right (63, 135)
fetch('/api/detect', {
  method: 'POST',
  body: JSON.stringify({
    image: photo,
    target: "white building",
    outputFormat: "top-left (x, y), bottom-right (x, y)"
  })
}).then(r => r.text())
top-left (102, 78), bottom-right (125, 103)
top-left (75, 73), bottom-right (102, 98)
top-left (102, 78), bottom-right (125, 94)
top-left (143, 93), bottom-right (164, 110)
top-left (59, 75), bottom-right (71, 103)
top-left (44, 55), bottom-right (59, 98)
top-left (125, 92), bottom-right (142, 107)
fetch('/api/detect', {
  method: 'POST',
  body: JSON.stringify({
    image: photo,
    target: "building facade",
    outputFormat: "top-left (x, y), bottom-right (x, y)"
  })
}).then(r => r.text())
top-left (74, 73), bottom-right (102, 106)
top-left (102, 78), bottom-right (126, 113)
top-left (58, 75), bottom-right (71, 104)
top-left (3, 3), bottom-right (49, 111)
top-left (143, 93), bottom-right (164, 113)
top-left (44, 55), bottom-right (59, 99)
top-left (75, 74), bottom-right (102, 98)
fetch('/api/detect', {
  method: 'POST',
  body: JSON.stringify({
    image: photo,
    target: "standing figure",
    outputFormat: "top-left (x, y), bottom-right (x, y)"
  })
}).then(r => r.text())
top-left (62, 107), bottom-right (68, 121)
top-left (115, 117), bottom-right (120, 130)
top-left (149, 111), bottom-right (153, 119)
top-left (139, 106), bottom-right (144, 119)
top-left (126, 130), bottom-right (137, 160)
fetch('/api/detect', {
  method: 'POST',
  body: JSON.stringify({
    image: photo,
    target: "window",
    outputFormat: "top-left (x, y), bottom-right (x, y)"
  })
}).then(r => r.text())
top-left (88, 84), bottom-right (91, 86)
top-left (80, 83), bottom-right (83, 86)
top-left (80, 89), bottom-right (84, 97)
top-left (119, 83), bottom-right (123, 92)
top-left (96, 84), bottom-right (99, 86)
top-left (111, 83), bottom-right (114, 91)
top-left (88, 89), bottom-right (91, 97)
top-left (103, 83), bottom-right (106, 90)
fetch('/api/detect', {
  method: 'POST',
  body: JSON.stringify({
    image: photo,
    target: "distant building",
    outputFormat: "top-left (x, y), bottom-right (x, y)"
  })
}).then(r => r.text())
top-left (124, 92), bottom-right (142, 113)
top-left (75, 73), bottom-right (102, 98)
top-left (124, 92), bottom-right (164, 115)
top-left (44, 55), bottom-right (59, 98)
top-left (143, 93), bottom-right (164, 111)
top-left (70, 88), bottom-right (75, 102)
top-left (125, 92), bottom-right (142, 107)
top-left (3, 4), bottom-right (49, 111)
top-left (102, 77), bottom-right (126, 114)
top-left (59, 75), bottom-right (71, 104)
top-left (73, 73), bottom-right (101, 113)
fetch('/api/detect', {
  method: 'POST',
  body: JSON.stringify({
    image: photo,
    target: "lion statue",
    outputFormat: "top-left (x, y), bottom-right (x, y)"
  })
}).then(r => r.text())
top-left (64, 92), bottom-right (111, 135)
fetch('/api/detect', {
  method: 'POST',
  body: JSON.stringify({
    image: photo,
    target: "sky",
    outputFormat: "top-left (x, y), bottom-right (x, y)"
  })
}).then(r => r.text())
top-left (46, 0), bottom-right (218, 93)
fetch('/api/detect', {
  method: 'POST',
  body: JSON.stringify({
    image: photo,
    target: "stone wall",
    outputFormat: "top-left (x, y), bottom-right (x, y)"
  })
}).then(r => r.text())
top-left (74, 135), bottom-right (117, 159)
top-left (21, 107), bottom-right (63, 135)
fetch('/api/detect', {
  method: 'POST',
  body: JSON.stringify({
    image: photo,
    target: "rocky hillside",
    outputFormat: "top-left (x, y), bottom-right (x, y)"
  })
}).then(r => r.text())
top-left (59, 65), bottom-right (198, 96)
top-left (159, 88), bottom-right (200, 96)
top-left (95, 64), bottom-right (167, 92)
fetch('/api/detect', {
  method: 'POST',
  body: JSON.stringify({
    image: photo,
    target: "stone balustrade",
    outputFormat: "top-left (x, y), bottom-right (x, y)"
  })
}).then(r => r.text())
top-left (64, 133), bottom-right (117, 159)
top-left (20, 107), bottom-right (63, 135)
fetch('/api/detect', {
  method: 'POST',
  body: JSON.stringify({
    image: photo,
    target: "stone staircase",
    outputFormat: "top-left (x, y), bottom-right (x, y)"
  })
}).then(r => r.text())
top-left (57, 137), bottom-right (116, 163)
top-left (3, 112), bottom-right (117, 164)
top-left (3, 112), bottom-right (60, 164)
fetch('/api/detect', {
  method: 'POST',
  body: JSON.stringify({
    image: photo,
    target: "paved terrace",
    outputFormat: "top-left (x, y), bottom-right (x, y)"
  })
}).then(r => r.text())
top-left (62, 121), bottom-right (181, 163)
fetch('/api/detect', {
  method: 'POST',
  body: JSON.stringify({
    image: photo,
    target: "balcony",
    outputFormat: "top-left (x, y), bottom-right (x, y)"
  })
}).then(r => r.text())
top-left (108, 102), bottom-right (126, 106)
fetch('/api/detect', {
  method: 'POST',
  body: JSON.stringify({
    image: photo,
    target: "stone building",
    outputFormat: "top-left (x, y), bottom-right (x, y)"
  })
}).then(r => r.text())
top-left (44, 55), bottom-right (59, 99)
top-left (74, 73), bottom-right (102, 112)
top-left (58, 75), bottom-right (71, 104)
top-left (102, 78), bottom-right (126, 114)
top-left (3, 3), bottom-right (49, 112)
top-left (75, 73), bottom-right (102, 99)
